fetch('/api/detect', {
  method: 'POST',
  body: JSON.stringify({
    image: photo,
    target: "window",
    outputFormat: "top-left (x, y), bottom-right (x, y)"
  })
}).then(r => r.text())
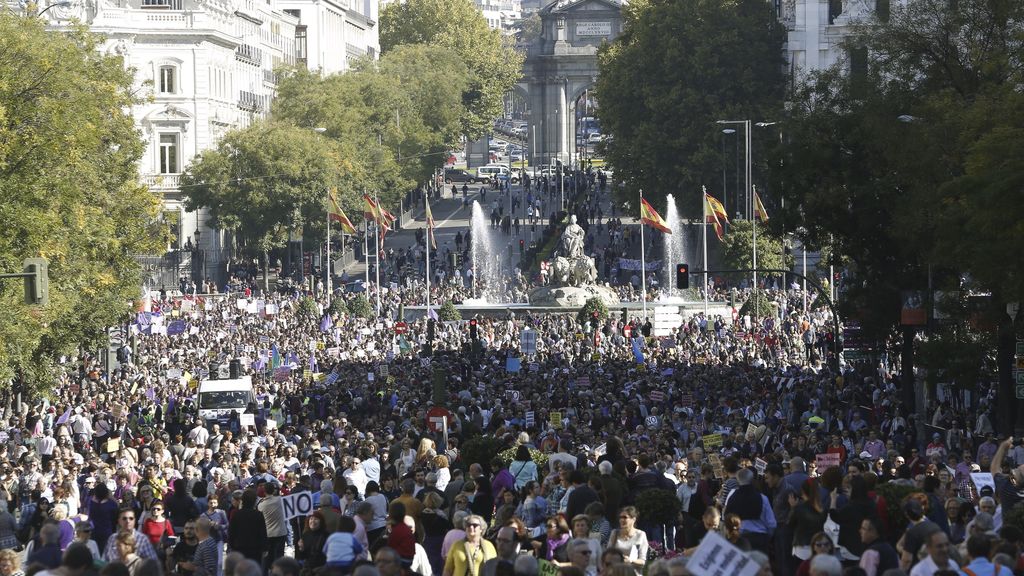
top-left (159, 65), bottom-right (176, 94)
top-left (159, 133), bottom-right (179, 174)
top-left (295, 25), bottom-right (307, 64)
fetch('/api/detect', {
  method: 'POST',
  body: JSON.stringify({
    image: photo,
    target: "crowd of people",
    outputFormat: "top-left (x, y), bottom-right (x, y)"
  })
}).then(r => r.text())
top-left (0, 194), bottom-right (1014, 576)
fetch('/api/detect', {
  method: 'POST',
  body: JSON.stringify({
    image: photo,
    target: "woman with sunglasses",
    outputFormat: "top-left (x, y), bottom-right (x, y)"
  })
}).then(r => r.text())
top-left (794, 532), bottom-right (837, 576)
top-left (532, 515), bottom-right (570, 562)
top-left (606, 507), bottom-right (648, 575)
top-left (141, 501), bottom-right (174, 550)
top-left (443, 514), bottom-right (495, 576)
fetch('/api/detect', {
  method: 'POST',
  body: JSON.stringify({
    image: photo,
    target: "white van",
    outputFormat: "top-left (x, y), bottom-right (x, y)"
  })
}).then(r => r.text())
top-left (197, 376), bottom-right (255, 423)
top-left (478, 164), bottom-right (517, 183)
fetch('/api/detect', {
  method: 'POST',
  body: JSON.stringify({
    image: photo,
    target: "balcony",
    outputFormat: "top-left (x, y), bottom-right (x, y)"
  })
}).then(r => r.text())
top-left (238, 90), bottom-right (266, 112)
top-left (142, 173), bottom-right (181, 190)
top-left (141, 0), bottom-right (183, 9)
top-left (262, 69), bottom-right (278, 85)
top-left (235, 44), bottom-right (263, 66)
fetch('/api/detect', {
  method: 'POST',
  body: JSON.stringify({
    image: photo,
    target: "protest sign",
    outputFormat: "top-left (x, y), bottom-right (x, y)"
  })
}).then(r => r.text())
top-left (686, 532), bottom-right (759, 576)
top-left (282, 491), bottom-right (313, 521)
top-left (240, 413), bottom-right (255, 428)
top-left (702, 433), bottom-right (723, 449)
top-left (816, 453), bottom-right (841, 470)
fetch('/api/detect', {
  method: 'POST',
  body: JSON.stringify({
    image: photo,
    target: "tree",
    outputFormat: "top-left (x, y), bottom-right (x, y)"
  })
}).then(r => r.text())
top-left (776, 0), bottom-right (1024, 429)
top-left (596, 0), bottom-right (786, 215)
top-left (0, 15), bottom-right (164, 391)
top-left (438, 301), bottom-right (462, 321)
top-left (274, 46), bottom-right (469, 201)
top-left (180, 121), bottom-right (349, 290)
top-left (577, 297), bottom-right (609, 327)
top-left (380, 0), bottom-right (524, 139)
top-left (719, 220), bottom-right (788, 275)
top-left (347, 294), bottom-right (374, 319)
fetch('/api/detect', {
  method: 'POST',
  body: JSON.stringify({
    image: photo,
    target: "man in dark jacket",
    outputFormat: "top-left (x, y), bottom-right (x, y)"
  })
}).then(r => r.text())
top-left (227, 489), bottom-right (267, 563)
top-left (859, 517), bottom-right (899, 574)
top-left (29, 524), bottom-right (63, 568)
top-left (565, 470), bottom-right (599, 520)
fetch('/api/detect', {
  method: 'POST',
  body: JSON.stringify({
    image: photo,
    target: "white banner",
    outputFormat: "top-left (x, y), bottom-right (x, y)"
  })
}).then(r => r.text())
top-left (281, 491), bottom-right (313, 521)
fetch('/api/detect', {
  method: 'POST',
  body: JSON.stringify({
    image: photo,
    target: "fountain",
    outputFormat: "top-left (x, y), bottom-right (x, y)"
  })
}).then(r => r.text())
top-left (467, 200), bottom-right (504, 303)
top-left (661, 194), bottom-right (688, 300)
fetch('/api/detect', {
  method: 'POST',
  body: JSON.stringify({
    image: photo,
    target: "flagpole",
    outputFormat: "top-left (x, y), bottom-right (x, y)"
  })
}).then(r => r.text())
top-left (639, 189), bottom-right (647, 321)
top-left (364, 217), bottom-right (370, 290)
top-left (374, 219), bottom-right (381, 319)
top-left (425, 197), bottom-right (431, 316)
top-left (326, 197), bottom-right (332, 307)
top-left (701, 187), bottom-right (709, 316)
top-left (752, 185), bottom-right (759, 318)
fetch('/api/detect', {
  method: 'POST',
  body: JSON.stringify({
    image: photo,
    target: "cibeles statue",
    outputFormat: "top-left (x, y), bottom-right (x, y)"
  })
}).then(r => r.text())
top-left (531, 214), bottom-right (619, 306)
top-left (560, 214), bottom-right (585, 260)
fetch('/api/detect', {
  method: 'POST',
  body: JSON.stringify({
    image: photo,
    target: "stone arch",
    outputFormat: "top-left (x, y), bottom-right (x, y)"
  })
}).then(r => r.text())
top-left (521, 0), bottom-right (623, 167)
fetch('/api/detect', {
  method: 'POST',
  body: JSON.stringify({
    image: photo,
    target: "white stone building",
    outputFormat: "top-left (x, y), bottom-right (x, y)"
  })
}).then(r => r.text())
top-left (36, 0), bottom-right (378, 288)
top-left (473, 0), bottom-right (522, 34)
top-left (781, 0), bottom-right (891, 76)
top-left (278, 0), bottom-right (379, 75)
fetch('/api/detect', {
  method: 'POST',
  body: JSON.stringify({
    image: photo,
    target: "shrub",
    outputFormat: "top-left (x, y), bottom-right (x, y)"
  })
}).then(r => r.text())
top-left (347, 294), bottom-right (374, 319)
top-left (577, 297), bottom-right (609, 326)
top-left (461, 436), bottom-right (506, 473)
top-left (328, 296), bottom-right (347, 317)
top-left (738, 291), bottom-right (775, 319)
top-left (297, 296), bottom-right (319, 319)
top-left (498, 446), bottom-right (549, 470)
top-left (438, 300), bottom-right (462, 321)
top-left (635, 489), bottom-right (681, 524)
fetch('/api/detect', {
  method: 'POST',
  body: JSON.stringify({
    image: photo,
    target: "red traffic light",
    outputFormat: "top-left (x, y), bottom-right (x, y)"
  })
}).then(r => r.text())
top-left (678, 265), bottom-right (688, 273)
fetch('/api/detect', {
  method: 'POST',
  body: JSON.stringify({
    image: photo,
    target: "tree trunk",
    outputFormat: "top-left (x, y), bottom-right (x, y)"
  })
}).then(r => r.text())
top-left (263, 250), bottom-right (270, 295)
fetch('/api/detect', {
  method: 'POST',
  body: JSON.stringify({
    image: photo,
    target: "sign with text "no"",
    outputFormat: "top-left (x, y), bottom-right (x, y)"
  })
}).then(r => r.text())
top-left (282, 491), bottom-right (313, 521)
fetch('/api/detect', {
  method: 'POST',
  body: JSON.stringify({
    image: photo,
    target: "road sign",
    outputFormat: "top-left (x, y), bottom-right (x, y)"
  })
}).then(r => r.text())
top-left (427, 407), bottom-right (453, 433)
top-left (1017, 372), bottom-right (1024, 386)
top-left (1017, 385), bottom-right (1024, 400)
top-left (395, 321), bottom-right (408, 334)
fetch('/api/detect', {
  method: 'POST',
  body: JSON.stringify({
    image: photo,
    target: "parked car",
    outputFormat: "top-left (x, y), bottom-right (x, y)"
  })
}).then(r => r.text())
top-left (445, 168), bottom-right (485, 184)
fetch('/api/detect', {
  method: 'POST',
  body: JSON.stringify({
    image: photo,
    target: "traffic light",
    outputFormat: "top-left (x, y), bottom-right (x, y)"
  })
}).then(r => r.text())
top-left (450, 253), bottom-right (460, 268)
top-left (469, 318), bottom-right (478, 340)
top-left (675, 263), bottom-right (689, 290)
top-left (519, 239), bottom-right (525, 252)
top-left (23, 258), bottom-right (49, 306)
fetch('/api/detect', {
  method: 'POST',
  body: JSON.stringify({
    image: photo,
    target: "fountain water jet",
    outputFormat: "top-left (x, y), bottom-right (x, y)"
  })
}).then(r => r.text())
top-left (661, 193), bottom-right (688, 300)
top-left (468, 200), bottom-right (504, 303)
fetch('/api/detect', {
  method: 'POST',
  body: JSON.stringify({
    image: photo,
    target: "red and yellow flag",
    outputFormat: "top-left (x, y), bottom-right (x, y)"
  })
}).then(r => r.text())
top-left (327, 188), bottom-right (356, 234)
top-left (640, 197), bottom-right (671, 234)
top-left (754, 189), bottom-right (769, 223)
top-left (425, 196), bottom-right (437, 250)
top-left (362, 194), bottom-right (391, 233)
top-left (704, 193), bottom-right (726, 241)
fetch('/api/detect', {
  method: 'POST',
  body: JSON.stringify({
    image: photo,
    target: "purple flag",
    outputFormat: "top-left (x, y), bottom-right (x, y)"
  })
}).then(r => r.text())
top-left (55, 408), bottom-right (72, 425)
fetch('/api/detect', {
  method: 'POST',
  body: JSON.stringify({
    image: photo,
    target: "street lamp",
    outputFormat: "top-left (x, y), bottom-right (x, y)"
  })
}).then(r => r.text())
top-left (721, 128), bottom-right (735, 217)
top-left (29, 0), bottom-right (70, 16)
top-left (716, 120), bottom-right (751, 219)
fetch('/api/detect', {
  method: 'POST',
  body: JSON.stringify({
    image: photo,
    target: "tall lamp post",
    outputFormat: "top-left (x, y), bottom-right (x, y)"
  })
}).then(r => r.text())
top-left (27, 0), bottom-right (71, 17)
top-left (721, 128), bottom-right (736, 217)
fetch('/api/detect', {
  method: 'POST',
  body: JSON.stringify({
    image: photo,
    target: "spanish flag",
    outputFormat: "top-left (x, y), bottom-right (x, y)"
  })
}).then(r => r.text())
top-left (754, 189), bottom-right (769, 223)
top-left (425, 196), bottom-right (437, 250)
top-left (704, 193), bottom-right (725, 241)
top-left (327, 188), bottom-right (356, 234)
top-left (362, 194), bottom-right (391, 233)
top-left (640, 197), bottom-right (671, 234)
top-left (705, 193), bottom-right (729, 224)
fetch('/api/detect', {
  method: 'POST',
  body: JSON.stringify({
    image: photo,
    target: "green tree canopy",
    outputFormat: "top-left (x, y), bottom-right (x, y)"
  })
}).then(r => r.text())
top-left (180, 121), bottom-right (350, 281)
top-left (596, 0), bottom-right (787, 216)
top-left (719, 220), bottom-right (788, 274)
top-left (380, 0), bottom-right (524, 139)
top-left (775, 0), bottom-right (1024, 333)
top-left (0, 15), bottom-right (163, 390)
